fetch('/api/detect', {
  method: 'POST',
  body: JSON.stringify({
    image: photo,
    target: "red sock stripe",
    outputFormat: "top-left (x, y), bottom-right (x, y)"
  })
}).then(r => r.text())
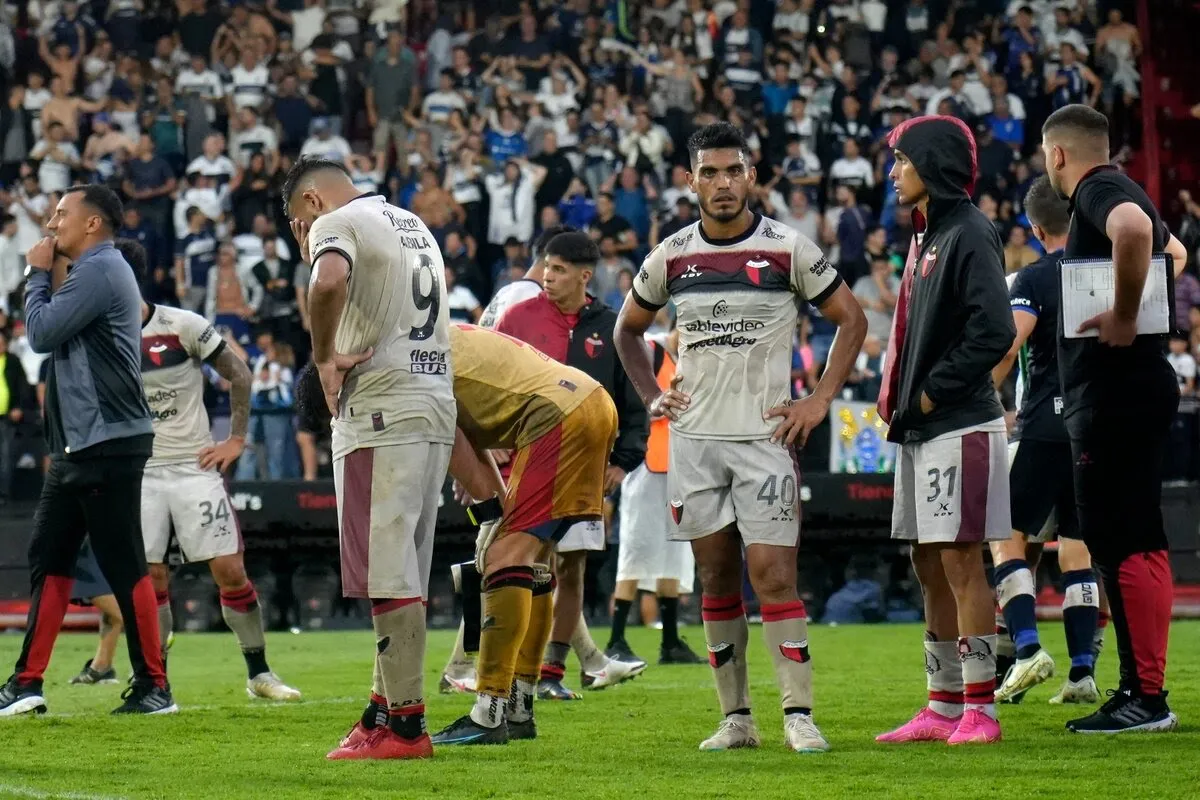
top-left (964, 680), bottom-right (995, 703)
top-left (485, 567), bottom-right (536, 590)
top-left (370, 596), bottom-right (422, 616)
top-left (760, 600), bottom-right (807, 622)
top-left (370, 693), bottom-right (387, 706)
top-left (155, 590), bottom-right (170, 607)
top-left (389, 704), bottom-right (425, 717)
top-left (219, 584), bottom-right (258, 613)
top-left (701, 594), bottom-right (745, 622)
top-left (540, 663), bottom-right (565, 680)
top-left (929, 690), bottom-right (964, 704)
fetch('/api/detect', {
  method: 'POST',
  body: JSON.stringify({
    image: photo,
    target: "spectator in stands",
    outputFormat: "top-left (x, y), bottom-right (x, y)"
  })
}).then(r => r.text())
top-left (0, 328), bottom-right (31, 507)
top-left (1004, 225), bottom-right (1039, 274)
top-left (854, 253), bottom-right (900, 345)
top-left (240, 338), bottom-right (296, 481)
top-left (1175, 268), bottom-right (1200, 334)
top-left (485, 158), bottom-right (545, 260)
top-left (444, 267), bottom-right (482, 323)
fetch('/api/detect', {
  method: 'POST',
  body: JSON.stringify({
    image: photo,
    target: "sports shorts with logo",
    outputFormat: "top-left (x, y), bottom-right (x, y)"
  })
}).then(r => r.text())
top-left (892, 420), bottom-right (1011, 544)
top-left (667, 434), bottom-right (801, 546)
top-left (1008, 439), bottom-right (1078, 542)
top-left (617, 464), bottom-right (695, 592)
top-left (335, 441), bottom-right (452, 599)
top-left (558, 519), bottom-right (606, 552)
top-left (142, 462), bottom-right (242, 563)
top-left (498, 386), bottom-right (618, 543)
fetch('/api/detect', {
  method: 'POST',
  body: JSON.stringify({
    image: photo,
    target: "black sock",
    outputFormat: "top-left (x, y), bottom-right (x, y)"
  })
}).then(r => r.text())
top-left (1015, 643), bottom-right (1041, 660)
top-left (389, 709), bottom-right (426, 739)
top-left (659, 596), bottom-right (680, 647)
top-left (243, 648), bottom-right (271, 679)
top-left (610, 599), bottom-right (632, 645)
top-left (362, 693), bottom-right (386, 730)
top-left (726, 707), bottom-right (751, 717)
top-left (1068, 665), bottom-right (1094, 682)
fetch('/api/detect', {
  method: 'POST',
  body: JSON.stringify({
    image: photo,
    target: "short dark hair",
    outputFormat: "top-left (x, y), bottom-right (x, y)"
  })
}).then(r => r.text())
top-left (687, 122), bottom-right (749, 166)
top-left (544, 231), bottom-right (599, 268)
top-left (1042, 104), bottom-right (1110, 156)
top-left (64, 184), bottom-right (123, 233)
top-left (532, 224), bottom-right (576, 262)
top-left (115, 236), bottom-right (149, 284)
top-left (1023, 175), bottom-right (1070, 236)
top-left (281, 157), bottom-right (352, 217)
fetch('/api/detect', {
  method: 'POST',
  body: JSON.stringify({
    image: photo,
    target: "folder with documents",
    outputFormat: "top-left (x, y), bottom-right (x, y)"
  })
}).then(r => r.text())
top-left (1059, 255), bottom-right (1175, 339)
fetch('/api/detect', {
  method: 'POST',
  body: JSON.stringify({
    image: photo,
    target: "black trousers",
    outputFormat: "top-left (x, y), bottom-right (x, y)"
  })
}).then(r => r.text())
top-left (14, 453), bottom-right (167, 688)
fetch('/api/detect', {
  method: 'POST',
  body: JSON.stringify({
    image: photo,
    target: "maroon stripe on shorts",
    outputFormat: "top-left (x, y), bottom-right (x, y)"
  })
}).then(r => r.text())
top-left (956, 431), bottom-right (990, 543)
top-left (340, 448), bottom-right (375, 598)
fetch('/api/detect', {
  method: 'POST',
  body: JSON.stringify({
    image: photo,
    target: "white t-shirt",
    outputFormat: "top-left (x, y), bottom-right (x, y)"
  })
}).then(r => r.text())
top-left (291, 6), bottom-right (326, 51)
top-left (9, 193), bottom-right (50, 254)
top-left (421, 91), bottom-right (467, 127)
top-left (829, 156), bottom-right (875, 189)
top-left (30, 139), bottom-right (78, 193)
top-left (447, 284), bottom-right (482, 321)
top-left (186, 154), bottom-right (238, 184)
top-left (300, 134), bottom-right (352, 162)
top-left (484, 170), bottom-right (537, 246)
top-left (234, 233), bottom-right (292, 274)
top-left (1168, 352), bottom-right (1197, 390)
top-left (229, 124), bottom-right (279, 167)
top-left (229, 63), bottom-right (271, 110)
top-left (479, 278), bottom-right (540, 329)
top-left (23, 87), bottom-right (51, 139)
top-left (307, 195), bottom-right (456, 457)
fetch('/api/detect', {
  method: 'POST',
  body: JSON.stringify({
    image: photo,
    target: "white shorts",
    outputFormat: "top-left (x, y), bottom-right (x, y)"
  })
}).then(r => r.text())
top-left (616, 465), bottom-right (695, 593)
top-left (142, 462), bottom-right (242, 563)
top-left (667, 434), bottom-right (800, 547)
top-left (335, 441), bottom-right (452, 599)
top-left (557, 519), bottom-right (605, 552)
top-left (892, 421), bottom-right (1011, 544)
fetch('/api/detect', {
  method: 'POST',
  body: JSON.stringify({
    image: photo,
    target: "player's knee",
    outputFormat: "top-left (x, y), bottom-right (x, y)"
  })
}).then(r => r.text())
top-left (208, 555), bottom-right (248, 590)
top-left (696, 561), bottom-right (740, 597)
top-left (748, 563), bottom-right (795, 604)
top-left (1057, 539), bottom-right (1092, 572)
top-left (938, 546), bottom-right (987, 594)
top-left (909, 545), bottom-right (943, 585)
top-left (483, 532), bottom-right (540, 575)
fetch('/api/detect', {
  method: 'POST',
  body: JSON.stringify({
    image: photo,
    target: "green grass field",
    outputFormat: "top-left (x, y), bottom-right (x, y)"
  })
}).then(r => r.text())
top-left (0, 622), bottom-right (1197, 800)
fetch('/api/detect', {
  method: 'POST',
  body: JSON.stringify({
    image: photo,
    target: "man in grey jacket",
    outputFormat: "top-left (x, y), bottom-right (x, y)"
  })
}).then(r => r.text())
top-left (0, 184), bottom-right (176, 717)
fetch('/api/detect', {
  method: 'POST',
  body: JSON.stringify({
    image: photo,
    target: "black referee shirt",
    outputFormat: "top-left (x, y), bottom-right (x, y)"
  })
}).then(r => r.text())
top-left (1059, 165), bottom-right (1175, 430)
top-left (1009, 249), bottom-right (1068, 442)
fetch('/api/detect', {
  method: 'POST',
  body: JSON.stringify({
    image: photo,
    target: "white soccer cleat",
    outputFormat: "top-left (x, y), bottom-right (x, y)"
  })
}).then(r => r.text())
top-left (784, 714), bottom-right (830, 753)
top-left (247, 672), bottom-right (302, 702)
top-left (1049, 675), bottom-right (1100, 705)
top-left (996, 648), bottom-right (1055, 703)
top-left (439, 667), bottom-right (477, 694)
top-left (699, 714), bottom-right (761, 751)
top-left (581, 656), bottom-right (647, 690)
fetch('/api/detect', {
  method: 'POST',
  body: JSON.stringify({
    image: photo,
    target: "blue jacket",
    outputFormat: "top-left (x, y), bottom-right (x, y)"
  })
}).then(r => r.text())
top-left (24, 241), bottom-right (153, 456)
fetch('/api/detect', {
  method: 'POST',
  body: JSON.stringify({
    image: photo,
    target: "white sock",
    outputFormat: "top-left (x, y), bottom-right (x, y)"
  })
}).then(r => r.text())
top-left (506, 679), bottom-right (535, 723)
top-left (469, 692), bottom-right (505, 728)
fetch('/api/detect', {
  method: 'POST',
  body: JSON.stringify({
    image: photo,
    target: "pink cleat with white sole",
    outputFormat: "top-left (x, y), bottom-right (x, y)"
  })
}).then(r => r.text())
top-left (946, 709), bottom-right (1002, 745)
top-left (876, 708), bottom-right (961, 743)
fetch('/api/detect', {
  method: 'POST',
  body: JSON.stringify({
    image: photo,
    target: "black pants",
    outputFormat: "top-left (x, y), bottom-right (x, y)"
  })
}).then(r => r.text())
top-left (14, 454), bottom-right (167, 688)
top-left (1070, 381), bottom-right (1178, 694)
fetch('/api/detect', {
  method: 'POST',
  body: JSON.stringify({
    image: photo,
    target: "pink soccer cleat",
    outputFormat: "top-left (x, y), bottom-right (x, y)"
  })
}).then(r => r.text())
top-left (875, 708), bottom-right (961, 743)
top-left (946, 709), bottom-right (1002, 745)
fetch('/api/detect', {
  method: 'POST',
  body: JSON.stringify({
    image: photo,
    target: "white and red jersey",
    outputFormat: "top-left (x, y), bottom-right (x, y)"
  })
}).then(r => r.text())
top-left (631, 213), bottom-right (840, 440)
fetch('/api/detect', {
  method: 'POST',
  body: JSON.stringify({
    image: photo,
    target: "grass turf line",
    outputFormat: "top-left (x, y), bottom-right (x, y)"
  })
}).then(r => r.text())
top-left (0, 622), bottom-right (1196, 800)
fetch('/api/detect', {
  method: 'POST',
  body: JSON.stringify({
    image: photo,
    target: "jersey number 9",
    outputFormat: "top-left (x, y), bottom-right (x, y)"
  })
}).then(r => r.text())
top-left (409, 253), bottom-right (442, 341)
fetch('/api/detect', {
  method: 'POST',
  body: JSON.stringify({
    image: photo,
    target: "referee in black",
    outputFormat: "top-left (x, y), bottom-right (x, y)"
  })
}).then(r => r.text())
top-left (1041, 105), bottom-right (1189, 734)
top-left (0, 185), bottom-right (175, 716)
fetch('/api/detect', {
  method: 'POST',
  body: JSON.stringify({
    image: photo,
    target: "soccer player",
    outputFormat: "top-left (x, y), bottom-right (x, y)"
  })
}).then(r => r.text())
top-left (285, 157), bottom-right (456, 759)
top-left (615, 122), bottom-right (867, 753)
top-left (123, 236), bottom-right (301, 702)
top-left (1041, 104), bottom-right (1188, 733)
top-left (875, 116), bottom-right (1015, 746)
top-left (989, 177), bottom-right (1104, 705)
top-left (607, 321), bottom-right (703, 666)
top-left (67, 540), bottom-right (123, 685)
top-left (300, 323), bottom-right (617, 745)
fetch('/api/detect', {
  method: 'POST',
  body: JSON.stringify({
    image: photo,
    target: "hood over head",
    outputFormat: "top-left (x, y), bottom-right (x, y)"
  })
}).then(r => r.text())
top-left (888, 115), bottom-right (977, 201)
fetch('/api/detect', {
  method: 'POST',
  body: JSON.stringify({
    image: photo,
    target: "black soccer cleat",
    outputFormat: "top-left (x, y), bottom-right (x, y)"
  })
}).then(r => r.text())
top-left (659, 639), bottom-right (704, 665)
top-left (0, 676), bottom-right (47, 716)
top-left (111, 682), bottom-right (179, 715)
top-left (430, 714), bottom-right (509, 745)
top-left (70, 659), bottom-right (118, 685)
top-left (1066, 689), bottom-right (1178, 734)
top-left (507, 718), bottom-right (537, 741)
top-left (604, 639), bottom-right (642, 664)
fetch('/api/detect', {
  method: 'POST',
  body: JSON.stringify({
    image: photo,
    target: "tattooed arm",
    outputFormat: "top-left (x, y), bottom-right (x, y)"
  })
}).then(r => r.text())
top-left (198, 345), bottom-right (252, 471)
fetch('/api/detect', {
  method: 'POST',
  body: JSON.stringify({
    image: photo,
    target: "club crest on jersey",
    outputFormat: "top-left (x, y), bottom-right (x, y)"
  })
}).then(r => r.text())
top-left (780, 639), bottom-right (810, 664)
top-left (670, 499), bottom-right (684, 524)
top-left (921, 245), bottom-right (938, 278)
top-left (147, 343), bottom-right (168, 366)
top-left (584, 333), bottom-right (604, 358)
top-left (708, 641), bottom-right (735, 669)
top-left (745, 257), bottom-right (771, 285)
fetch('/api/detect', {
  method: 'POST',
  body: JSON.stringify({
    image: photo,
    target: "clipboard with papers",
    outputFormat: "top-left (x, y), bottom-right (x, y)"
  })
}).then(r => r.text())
top-left (1059, 255), bottom-right (1176, 339)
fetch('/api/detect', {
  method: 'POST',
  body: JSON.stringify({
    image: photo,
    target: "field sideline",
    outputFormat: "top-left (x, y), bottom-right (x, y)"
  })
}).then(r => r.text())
top-left (0, 623), bottom-right (1196, 800)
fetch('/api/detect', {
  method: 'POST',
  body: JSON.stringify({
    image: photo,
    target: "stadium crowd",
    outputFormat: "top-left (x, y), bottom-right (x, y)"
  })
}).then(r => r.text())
top-left (0, 0), bottom-right (1195, 499)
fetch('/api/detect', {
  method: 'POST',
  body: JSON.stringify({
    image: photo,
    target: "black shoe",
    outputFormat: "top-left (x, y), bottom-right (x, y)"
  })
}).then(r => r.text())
top-left (0, 676), bottom-right (47, 716)
top-left (605, 639), bottom-right (642, 663)
top-left (537, 678), bottom-right (581, 700)
top-left (111, 682), bottom-right (179, 715)
top-left (430, 714), bottom-right (509, 745)
top-left (659, 639), bottom-right (704, 665)
top-left (507, 718), bottom-right (537, 741)
top-left (70, 659), bottom-right (119, 685)
top-left (1067, 689), bottom-right (1178, 734)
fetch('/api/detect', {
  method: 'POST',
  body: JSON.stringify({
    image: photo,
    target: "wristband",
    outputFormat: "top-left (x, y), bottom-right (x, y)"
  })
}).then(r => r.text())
top-left (466, 497), bottom-right (503, 526)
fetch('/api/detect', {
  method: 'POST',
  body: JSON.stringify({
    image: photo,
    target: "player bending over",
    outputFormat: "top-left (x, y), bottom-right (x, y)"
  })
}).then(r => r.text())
top-left (286, 157), bottom-right (456, 760)
top-left (875, 117), bottom-right (1016, 746)
top-left (125, 237), bottom-right (301, 702)
top-left (989, 177), bottom-right (1105, 705)
top-left (616, 122), bottom-right (867, 753)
